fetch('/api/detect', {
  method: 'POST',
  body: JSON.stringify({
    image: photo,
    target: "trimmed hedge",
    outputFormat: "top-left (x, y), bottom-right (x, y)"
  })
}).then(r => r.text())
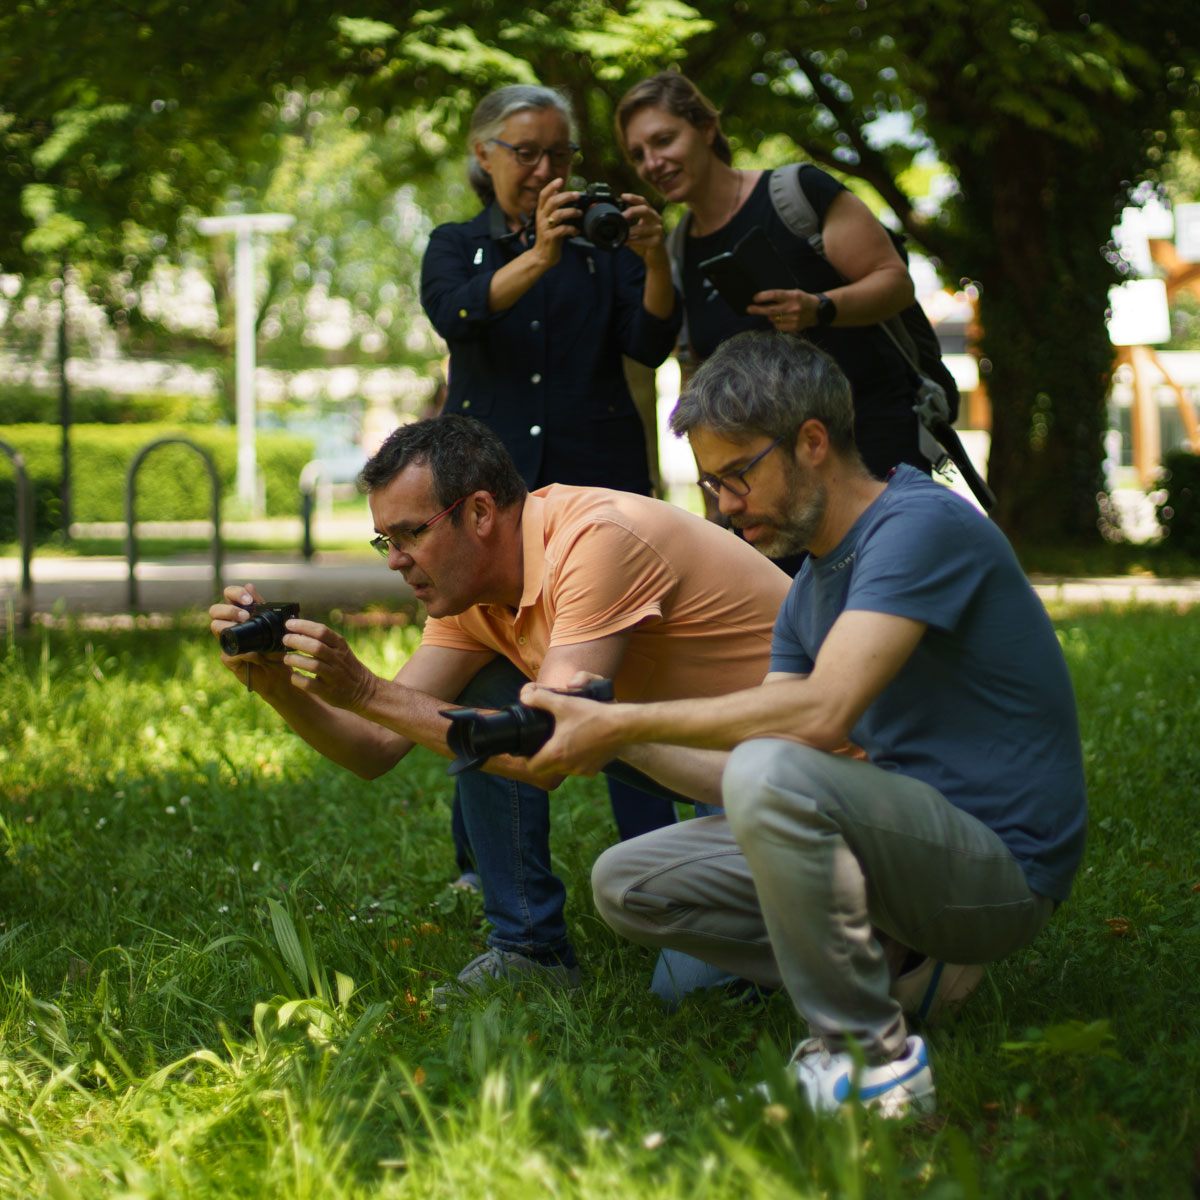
top-left (1155, 449), bottom-right (1200, 555)
top-left (0, 383), bottom-right (220, 425)
top-left (0, 424), bottom-right (314, 541)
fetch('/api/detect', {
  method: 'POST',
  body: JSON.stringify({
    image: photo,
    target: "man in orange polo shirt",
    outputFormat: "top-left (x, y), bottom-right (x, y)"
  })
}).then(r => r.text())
top-left (209, 414), bottom-right (788, 999)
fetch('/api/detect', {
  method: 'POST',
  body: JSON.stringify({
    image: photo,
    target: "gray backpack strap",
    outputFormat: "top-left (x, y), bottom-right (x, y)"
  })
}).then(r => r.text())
top-left (771, 161), bottom-right (922, 374)
top-left (770, 162), bottom-right (951, 469)
top-left (768, 163), bottom-right (823, 254)
top-left (665, 208), bottom-right (694, 364)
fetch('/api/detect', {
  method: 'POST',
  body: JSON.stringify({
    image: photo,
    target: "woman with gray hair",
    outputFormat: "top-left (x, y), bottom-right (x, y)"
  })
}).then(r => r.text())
top-left (420, 83), bottom-right (680, 495)
top-left (418, 84), bottom-right (684, 970)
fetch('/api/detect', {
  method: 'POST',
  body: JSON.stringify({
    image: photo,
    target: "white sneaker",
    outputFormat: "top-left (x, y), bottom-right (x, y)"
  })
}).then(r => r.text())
top-left (779, 1035), bottom-right (936, 1118)
top-left (891, 958), bottom-right (984, 1023)
top-left (431, 947), bottom-right (581, 1007)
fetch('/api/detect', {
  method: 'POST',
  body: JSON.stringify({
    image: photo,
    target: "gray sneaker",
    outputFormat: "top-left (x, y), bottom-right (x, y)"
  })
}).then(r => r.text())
top-left (891, 958), bottom-right (984, 1023)
top-left (432, 947), bottom-right (582, 1007)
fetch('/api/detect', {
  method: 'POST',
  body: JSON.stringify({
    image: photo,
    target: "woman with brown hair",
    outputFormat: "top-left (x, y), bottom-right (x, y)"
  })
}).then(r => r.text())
top-left (615, 71), bottom-right (926, 480)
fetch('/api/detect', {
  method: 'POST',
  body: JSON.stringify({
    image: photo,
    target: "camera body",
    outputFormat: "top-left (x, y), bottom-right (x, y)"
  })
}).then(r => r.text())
top-left (219, 602), bottom-right (300, 657)
top-left (573, 183), bottom-right (628, 252)
top-left (440, 677), bottom-right (614, 776)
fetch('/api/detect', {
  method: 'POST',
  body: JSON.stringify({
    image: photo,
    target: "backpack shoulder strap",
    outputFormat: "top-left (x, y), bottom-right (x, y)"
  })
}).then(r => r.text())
top-left (771, 162), bottom-right (921, 374)
top-left (768, 164), bottom-right (824, 254)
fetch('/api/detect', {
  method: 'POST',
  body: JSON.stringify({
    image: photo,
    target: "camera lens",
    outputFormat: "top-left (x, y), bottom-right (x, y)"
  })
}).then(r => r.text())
top-left (220, 609), bottom-right (288, 656)
top-left (582, 204), bottom-right (628, 252)
top-left (444, 704), bottom-right (555, 771)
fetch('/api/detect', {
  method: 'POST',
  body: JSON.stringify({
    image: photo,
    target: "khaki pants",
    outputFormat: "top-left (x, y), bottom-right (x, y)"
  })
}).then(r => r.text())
top-left (593, 739), bottom-right (1055, 1061)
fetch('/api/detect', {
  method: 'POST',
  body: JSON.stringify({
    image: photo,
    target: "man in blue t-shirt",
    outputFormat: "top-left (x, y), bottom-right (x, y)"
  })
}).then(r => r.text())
top-left (521, 330), bottom-right (1087, 1119)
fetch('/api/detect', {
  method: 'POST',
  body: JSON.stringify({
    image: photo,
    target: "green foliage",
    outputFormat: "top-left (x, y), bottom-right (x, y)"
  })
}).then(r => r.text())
top-left (0, 424), bottom-right (313, 540)
top-left (3, 0), bottom-right (1200, 546)
top-left (0, 382), bottom-right (218, 426)
top-left (1154, 450), bottom-right (1200, 554)
top-left (0, 608), bottom-right (1196, 1196)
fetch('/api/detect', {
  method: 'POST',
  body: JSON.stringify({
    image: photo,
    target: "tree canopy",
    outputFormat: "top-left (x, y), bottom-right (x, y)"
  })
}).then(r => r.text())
top-left (3, 0), bottom-right (1198, 544)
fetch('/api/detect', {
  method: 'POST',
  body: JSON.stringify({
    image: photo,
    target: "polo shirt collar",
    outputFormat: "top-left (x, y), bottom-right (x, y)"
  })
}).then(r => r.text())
top-left (517, 492), bottom-right (547, 612)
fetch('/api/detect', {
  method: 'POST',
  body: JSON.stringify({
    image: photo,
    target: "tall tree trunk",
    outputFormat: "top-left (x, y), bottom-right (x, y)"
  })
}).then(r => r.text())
top-left (954, 130), bottom-right (1116, 546)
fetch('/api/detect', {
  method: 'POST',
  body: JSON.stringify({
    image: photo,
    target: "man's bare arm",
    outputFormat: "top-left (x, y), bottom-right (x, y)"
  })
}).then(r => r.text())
top-left (521, 610), bottom-right (926, 775)
top-left (616, 743), bottom-right (730, 807)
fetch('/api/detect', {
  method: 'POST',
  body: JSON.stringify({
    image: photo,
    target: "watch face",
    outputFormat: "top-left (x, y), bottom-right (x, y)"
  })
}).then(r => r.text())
top-left (817, 294), bottom-right (837, 326)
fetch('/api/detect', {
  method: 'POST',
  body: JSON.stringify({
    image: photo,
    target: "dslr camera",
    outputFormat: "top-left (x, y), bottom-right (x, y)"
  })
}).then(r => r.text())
top-left (219, 602), bottom-right (299, 657)
top-left (440, 677), bottom-right (614, 776)
top-left (573, 183), bottom-right (629, 252)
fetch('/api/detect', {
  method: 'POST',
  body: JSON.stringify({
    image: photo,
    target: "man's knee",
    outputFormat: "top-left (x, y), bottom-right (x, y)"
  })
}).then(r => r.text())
top-left (722, 738), bottom-right (827, 842)
top-left (591, 841), bottom-right (636, 936)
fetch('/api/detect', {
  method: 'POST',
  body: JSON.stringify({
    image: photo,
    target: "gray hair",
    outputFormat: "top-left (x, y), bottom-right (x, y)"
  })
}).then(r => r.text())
top-left (670, 331), bottom-right (858, 455)
top-left (466, 84), bottom-right (577, 205)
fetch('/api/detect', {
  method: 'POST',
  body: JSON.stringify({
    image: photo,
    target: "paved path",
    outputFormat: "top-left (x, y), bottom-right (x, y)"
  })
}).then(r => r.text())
top-left (2, 555), bottom-right (1198, 624)
top-left (0, 551), bottom-right (414, 621)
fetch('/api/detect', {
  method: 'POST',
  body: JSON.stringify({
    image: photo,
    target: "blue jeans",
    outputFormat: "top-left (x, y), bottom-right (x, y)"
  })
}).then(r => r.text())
top-left (450, 658), bottom-right (685, 969)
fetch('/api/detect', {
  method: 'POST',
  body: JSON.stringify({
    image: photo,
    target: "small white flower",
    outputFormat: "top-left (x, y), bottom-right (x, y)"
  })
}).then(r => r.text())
top-left (165, 806), bottom-right (177, 815)
top-left (252, 861), bottom-right (261, 872)
top-left (218, 905), bottom-right (229, 914)
top-left (642, 1132), bottom-right (665, 1151)
top-left (179, 795), bottom-right (191, 806)
top-left (95, 817), bottom-right (107, 829)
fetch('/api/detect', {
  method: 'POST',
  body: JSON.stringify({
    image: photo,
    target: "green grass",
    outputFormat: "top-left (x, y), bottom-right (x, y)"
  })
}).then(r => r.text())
top-left (1, 608), bottom-right (1198, 1198)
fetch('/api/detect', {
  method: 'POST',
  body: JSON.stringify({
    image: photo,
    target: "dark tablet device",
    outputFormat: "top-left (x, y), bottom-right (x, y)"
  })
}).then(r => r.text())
top-left (699, 227), bottom-right (798, 313)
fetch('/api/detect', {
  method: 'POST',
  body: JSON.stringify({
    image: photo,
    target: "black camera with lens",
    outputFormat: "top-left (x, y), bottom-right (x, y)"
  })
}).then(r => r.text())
top-left (219, 602), bottom-right (300, 657)
top-left (440, 677), bottom-right (614, 776)
top-left (573, 183), bottom-right (629, 252)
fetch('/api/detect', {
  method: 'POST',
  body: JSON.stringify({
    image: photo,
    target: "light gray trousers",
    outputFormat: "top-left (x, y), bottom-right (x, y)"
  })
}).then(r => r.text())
top-left (592, 739), bottom-right (1055, 1062)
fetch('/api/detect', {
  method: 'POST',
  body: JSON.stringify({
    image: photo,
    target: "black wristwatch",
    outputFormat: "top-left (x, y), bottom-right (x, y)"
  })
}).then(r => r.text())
top-left (815, 293), bottom-right (838, 327)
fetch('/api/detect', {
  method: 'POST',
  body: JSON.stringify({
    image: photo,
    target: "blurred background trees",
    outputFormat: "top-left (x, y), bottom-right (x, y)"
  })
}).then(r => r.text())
top-left (2, 0), bottom-right (1198, 546)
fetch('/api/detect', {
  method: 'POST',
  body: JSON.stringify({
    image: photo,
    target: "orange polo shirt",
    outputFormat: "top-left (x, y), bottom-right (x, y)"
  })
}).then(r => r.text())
top-left (420, 485), bottom-right (790, 701)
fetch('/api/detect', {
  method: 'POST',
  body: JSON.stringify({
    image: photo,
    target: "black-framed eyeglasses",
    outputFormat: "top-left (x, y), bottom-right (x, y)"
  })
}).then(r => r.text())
top-left (489, 138), bottom-right (579, 168)
top-left (370, 495), bottom-right (470, 557)
top-left (697, 438), bottom-right (784, 500)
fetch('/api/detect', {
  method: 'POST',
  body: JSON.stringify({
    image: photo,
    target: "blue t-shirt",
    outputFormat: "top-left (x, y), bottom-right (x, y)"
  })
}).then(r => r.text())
top-left (770, 466), bottom-right (1087, 901)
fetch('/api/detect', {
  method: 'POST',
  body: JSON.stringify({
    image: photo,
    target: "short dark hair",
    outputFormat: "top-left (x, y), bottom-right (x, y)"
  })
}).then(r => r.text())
top-left (357, 415), bottom-right (527, 519)
top-left (670, 331), bottom-right (859, 457)
top-left (615, 71), bottom-right (732, 166)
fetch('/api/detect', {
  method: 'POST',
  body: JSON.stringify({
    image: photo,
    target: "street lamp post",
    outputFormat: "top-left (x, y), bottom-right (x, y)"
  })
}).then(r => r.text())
top-left (196, 212), bottom-right (295, 511)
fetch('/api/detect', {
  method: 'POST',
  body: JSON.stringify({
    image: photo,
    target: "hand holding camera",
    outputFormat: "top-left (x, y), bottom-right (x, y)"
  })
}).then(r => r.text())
top-left (209, 585), bottom-right (379, 713)
top-left (440, 677), bottom-right (614, 776)
top-left (538, 179), bottom-right (632, 254)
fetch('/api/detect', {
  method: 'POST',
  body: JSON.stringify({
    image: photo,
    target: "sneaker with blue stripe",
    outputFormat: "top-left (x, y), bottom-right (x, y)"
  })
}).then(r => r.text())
top-left (783, 1035), bottom-right (936, 1118)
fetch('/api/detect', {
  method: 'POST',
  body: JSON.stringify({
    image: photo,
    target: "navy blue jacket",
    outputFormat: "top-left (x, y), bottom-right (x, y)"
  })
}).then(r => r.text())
top-left (420, 203), bottom-right (681, 493)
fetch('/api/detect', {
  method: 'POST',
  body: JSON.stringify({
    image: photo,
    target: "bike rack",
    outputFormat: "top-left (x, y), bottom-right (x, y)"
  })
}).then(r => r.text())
top-left (0, 439), bottom-right (34, 629)
top-left (125, 438), bottom-right (223, 611)
top-left (298, 459), bottom-right (325, 562)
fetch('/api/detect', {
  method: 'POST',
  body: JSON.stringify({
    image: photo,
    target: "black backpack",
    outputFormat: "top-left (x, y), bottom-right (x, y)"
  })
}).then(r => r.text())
top-left (667, 165), bottom-right (995, 510)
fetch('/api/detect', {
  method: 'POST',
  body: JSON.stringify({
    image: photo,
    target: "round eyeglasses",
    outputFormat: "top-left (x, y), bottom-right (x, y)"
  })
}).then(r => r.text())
top-left (370, 495), bottom-right (469, 557)
top-left (489, 138), bottom-right (579, 168)
top-left (697, 438), bottom-right (784, 500)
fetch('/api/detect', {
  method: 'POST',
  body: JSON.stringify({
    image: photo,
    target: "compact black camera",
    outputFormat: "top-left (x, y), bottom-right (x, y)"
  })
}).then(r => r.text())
top-left (574, 183), bottom-right (629, 252)
top-left (440, 677), bottom-right (614, 776)
top-left (219, 602), bottom-right (300, 657)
